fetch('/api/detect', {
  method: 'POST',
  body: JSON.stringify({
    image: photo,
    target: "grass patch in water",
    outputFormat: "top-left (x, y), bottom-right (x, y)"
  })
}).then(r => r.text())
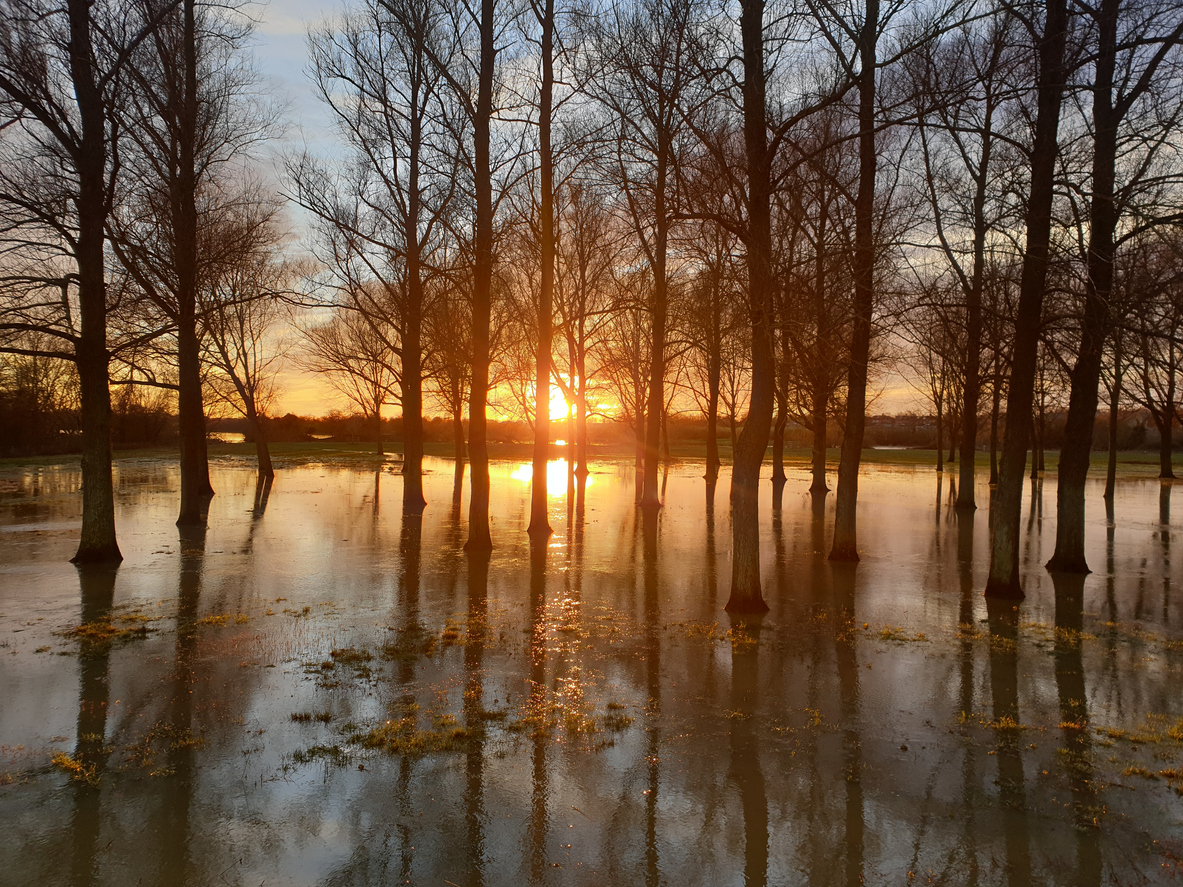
top-left (352, 712), bottom-right (469, 756)
top-left (51, 752), bottom-right (98, 786)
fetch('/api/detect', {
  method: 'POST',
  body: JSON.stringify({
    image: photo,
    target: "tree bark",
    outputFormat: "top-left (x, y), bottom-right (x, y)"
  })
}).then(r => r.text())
top-left (176, 0), bottom-right (213, 527)
top-left (465, 0), bottom-right (496, 552)
top-left (830, 0), bottom-right (879, 562)
top-left (1047, 0), bottom-right (1118, 572)
top-left (727, 0), bottom-right (773, 613)
top-left (810, 389), bottom-right (829, 493)
top-left (1103, 336), bottom-right (1122, 501)
top-left (985, 0), bottom-right (1070, 598)
top-left (529, 0), bottom-right (556, 537)
top-left (69, 0), bottom-right (121, 563)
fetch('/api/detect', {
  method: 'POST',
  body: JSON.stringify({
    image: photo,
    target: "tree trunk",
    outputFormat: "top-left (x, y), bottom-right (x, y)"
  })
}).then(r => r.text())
top-left (772, 384), bottom-right (787, 485)
top-left (529, 0), bottom-right (555, 537)
top-left (1159, 413), bottom-right (1174, 479)
top-left (69, 0), bottom-right (120, 563)
top-left (830, 0), bottom-right (879, 563)
top-left (1103, 338), bottom-right (1122, 501)
top-left (935, 401), bottom-right (944, 472)
top-left (375, 409), bottom-right (384, 456)
top-left (402, 64), bottom-right (427, 513)
top-left (176, 0), bottom-right (212, 527)
top-left (576, 349), bottom-right (589, 477)
top-left (989, 377), bottom-right (1001, 485)
top-left (810, 389), bottom-right (828, 493)
top-left (985, 0), bottom-right (1070, 598)
top-left (727, 0), bottom-right (773, 613)
top-left (250, 412), bottom-right (273, 479)
top-left (642, 170), bottom-right (669, 510)
top-left (465, 0), bottom-right (495, 552)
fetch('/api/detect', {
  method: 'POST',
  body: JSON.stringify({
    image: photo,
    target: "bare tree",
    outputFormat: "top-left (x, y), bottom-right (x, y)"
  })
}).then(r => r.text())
top-left (0, 0), bottom-right (178, 561)
top-left (300, 302), bottom-right (401, 454)
top-left (295, 0), bottom-right (460, 511)
top-left (985, 0), bottom-right (1073, 598)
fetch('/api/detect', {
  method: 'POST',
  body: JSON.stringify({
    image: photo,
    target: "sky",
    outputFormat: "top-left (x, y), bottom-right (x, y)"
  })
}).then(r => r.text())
top-left (248, 1), bottom-right (919, 420)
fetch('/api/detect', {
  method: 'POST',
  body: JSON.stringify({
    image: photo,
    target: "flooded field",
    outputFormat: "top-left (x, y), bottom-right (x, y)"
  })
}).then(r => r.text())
top-left (1, 455), bottom-right (1182, 885)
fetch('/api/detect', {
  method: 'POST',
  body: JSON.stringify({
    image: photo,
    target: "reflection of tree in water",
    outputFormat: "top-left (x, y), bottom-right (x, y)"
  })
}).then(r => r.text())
top-left (986, 597), bottom-right (1031, 887)
top-left (728, 614), bottom-right (768, 887)
top-left (70, 564), bottom-right (118, 887)
top-left (955, 515), bottom-right (982, 884)
top-left (528, 541), bottom-right (549, 884)
top-left (464, 551), bottom-right (490, 887)
top-left (1050, 572), bottom-right (1101, 886)
top-left (1160, 482), bottom-right (1171, 622)
top-left (160, 523), bottom-right (207, 886)
top-left (832, 564), bottom-right (864, 887)
top-left (397, 507), bottom-right (423, 884)
top-left (642, 507), bottom-right (661, 887)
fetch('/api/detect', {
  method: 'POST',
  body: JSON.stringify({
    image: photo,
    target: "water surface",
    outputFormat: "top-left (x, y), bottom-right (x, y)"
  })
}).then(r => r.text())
top-left (2, 456), bottom-right (1182, 885)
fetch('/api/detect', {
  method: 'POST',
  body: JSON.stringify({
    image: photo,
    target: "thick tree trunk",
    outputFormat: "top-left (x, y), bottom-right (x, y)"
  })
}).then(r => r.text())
top-left (986, 0), bottom-right (1070, 598)
top-left (529, 0), bottom-right (555, 537)
top-left (727, 0), bottom-right (773, 613)
top-left (830, 0), bottom-right (878, 563)
top-left (176, 0), bottom-right (212, 527)
top-left (249, 412), bottom-right (273, 479)
top-left (1048, 0), bottom-right (1118, 572)
top-left (69, 0), bottom-right (120, 563)
top-left (465, 0), bottom-right (496, 552)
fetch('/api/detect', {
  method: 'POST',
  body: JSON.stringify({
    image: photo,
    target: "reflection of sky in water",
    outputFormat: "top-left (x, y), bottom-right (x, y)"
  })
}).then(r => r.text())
top-left (1, 458), bottom-right (1182, 885)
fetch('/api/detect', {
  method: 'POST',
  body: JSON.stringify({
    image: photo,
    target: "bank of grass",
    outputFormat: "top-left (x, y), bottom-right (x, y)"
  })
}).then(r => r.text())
top-left (0, 439), bottom-right (1174, 479)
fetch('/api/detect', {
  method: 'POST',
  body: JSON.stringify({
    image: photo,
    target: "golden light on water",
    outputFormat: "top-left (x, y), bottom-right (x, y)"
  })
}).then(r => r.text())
top-left (510, 459), bottom-right (592, 495)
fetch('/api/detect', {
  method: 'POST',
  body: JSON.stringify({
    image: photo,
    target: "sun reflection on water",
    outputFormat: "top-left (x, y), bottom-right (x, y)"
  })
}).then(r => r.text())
top-left (509, 459), bottom-right (592, 495)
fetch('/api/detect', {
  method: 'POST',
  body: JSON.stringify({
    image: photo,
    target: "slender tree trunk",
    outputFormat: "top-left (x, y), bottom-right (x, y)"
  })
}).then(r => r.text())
top-left (989, 377), bottom-right (1002, 485)
top-left (935, 400), bottom-right (944, 472)
top-left (529, 0), bottom-right (556, 537)
top-left (1159, 411), bottom-right (1174, 479)
top-left (1103, 337), bottom-right (1122, 501)
top-left (830, 0), bottom-right (879, 562)
top-left (402, 69), bottom-right (427, 512)
top-left (727, 0), bottom-right (774, 613)
top-left (810, 389), bottom-right (829, 492)
top-left (772, 383), bottom-right (787, 485)
top-left (957, 136), bottom-right (991, 510)
top-left (642, 169), bottom-right (669, 510)
top-left (986, 0), bottom-right (1070, 598)
top-left (465, 0), bottom-right (495, 552)
top-left (376, 409), bottom-right (384, 456)
top-left (576, 348), bottom-right (589, 476)
top-left (706, 345), bottom-right (721, 482)
top-left (69, 0), bottom-right (120, 563)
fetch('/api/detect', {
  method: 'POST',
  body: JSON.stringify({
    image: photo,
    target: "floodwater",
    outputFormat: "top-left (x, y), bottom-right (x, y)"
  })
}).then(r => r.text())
top-left (1, 455), bottom-right (1182, 886)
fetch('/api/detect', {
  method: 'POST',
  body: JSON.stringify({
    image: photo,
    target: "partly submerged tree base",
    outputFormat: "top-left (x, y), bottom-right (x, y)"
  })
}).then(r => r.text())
top-left (983, 576), bottom-right (1025, 600)
top-left (526, 520), bottom-right (553, 538)
top-left (828, 543), bottom-right (859, 563)
top-left (71, 543), bottom-right (123, 565)
top-left (724, 589), bottom-right (770, 614)
top-left (1045, 553), bottom-right (1091, 574)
